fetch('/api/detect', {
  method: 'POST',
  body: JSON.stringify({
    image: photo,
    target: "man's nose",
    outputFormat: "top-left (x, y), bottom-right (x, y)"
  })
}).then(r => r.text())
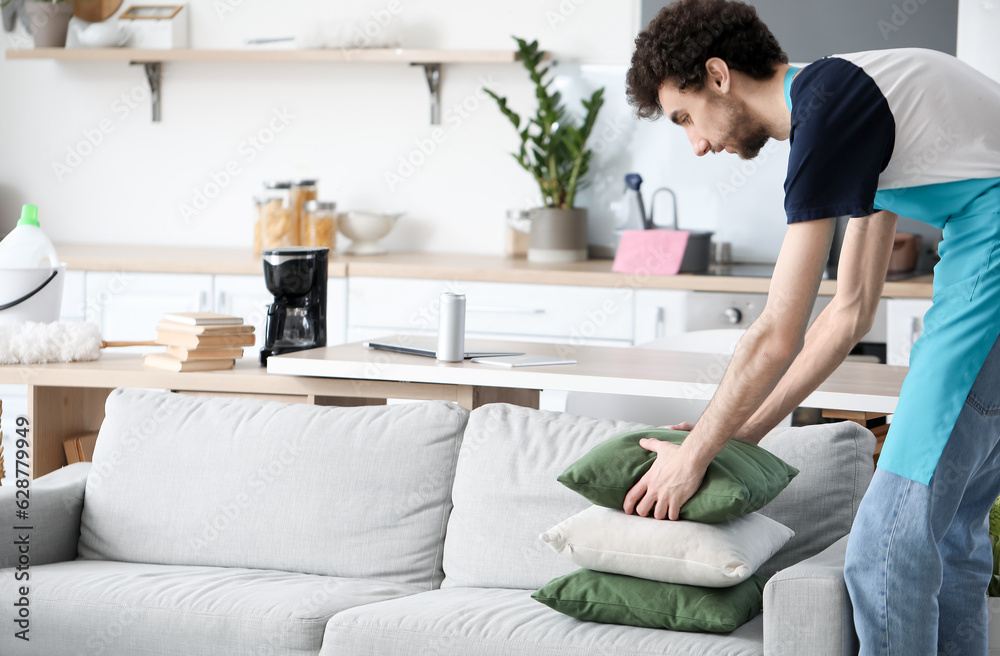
top-left (691, 135), bottom-right (711, 157)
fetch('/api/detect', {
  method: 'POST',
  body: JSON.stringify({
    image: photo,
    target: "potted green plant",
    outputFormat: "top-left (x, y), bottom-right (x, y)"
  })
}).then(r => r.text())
top-left (485, 37), bottom-right (604, 263)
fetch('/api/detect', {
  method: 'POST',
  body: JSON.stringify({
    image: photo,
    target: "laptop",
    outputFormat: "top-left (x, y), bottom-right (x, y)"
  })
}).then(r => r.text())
top-left (364, 336), bottom-right (523, 359)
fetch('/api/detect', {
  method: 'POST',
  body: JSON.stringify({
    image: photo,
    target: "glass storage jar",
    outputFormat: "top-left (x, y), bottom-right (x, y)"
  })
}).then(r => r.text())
top-left (291, 179), bottom-right (318, 244)
top-left (303, 200), bottom-right (338, 249)
top-left (253, 196), bottom-right (264, 255)
top-left (260, 182), bottom-right (295, 249)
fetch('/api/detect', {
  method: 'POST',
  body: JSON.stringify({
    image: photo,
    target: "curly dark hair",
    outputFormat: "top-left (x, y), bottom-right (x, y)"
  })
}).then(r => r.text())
top-left (626, 0), bottom-right (787, 119)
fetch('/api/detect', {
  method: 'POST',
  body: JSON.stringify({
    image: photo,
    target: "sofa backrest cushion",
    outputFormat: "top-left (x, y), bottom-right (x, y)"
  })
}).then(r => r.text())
top-left (442, 404), bottom-right (649, 590)
top-left (755, 421), bottom-right (875, 578)
top-left (78, 389), bottom-right (469, 590)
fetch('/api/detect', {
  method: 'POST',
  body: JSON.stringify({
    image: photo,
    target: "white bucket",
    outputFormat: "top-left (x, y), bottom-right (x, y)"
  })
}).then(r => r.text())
top-left (0, 264), bottom-right (67, 324)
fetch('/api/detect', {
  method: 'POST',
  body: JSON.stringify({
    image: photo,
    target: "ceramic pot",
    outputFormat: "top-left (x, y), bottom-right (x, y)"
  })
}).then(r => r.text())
top-left (527, 208), bottom-right (589, 263)
top-left (24, 2), bottom-right (74, 48)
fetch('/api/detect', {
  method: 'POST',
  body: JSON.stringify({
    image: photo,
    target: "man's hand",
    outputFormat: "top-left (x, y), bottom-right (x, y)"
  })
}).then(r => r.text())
top-left (622, 439), bottom-right (708, 520)
top-left (665, 422), bottom-right (695, 431)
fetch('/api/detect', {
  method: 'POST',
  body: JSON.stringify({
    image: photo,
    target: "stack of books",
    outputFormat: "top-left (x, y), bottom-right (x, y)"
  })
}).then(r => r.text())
top-left (142, 312), bottom-right (255, 372)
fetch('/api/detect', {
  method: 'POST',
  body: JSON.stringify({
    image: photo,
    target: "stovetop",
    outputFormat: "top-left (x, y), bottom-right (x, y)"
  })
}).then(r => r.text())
top-left (703, 263), bottom-right (925, 281)
top-left (703, 263), bottom-right (776, 278)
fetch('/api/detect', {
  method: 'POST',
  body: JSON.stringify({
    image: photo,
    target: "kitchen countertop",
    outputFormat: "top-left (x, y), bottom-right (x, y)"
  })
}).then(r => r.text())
top-left (55, 243), bottom-right (349, 277)
top-left (54, 244), bottom-right (934, 298)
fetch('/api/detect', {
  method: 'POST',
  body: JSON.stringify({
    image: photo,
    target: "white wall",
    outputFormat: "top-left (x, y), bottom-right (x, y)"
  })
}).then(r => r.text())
top-left (957, 0), bottom-right (1000, 82)
top-left (0, 0), bottom-right (790, 261)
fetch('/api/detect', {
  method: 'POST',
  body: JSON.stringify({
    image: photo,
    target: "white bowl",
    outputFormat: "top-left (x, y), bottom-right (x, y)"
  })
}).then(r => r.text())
top-left (338, 212), bottom-right (402, 255)
top-left (77, 22), bottom-right (128, 48)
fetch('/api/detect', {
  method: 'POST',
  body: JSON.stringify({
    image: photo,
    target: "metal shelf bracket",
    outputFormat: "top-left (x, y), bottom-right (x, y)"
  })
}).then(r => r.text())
top-left (131, 61), bottom-right (163, 122)
top-left (413, 62), bottom-right (442, 125)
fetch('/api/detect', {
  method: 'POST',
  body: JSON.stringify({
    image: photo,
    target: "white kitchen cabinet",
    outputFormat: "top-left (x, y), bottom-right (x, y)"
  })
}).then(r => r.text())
top-left (326, 278), bottom-right (348, 346)
top-left (85, 272), bottom-right (213, 351)
top-left (887, 299), bottom-right (933, 366)
top-left (213, 274), bottom-right (271, 357)
top-left (60, 270), bottom-right (87, 321)
top-left (347, 277), bottom-right (634, 347)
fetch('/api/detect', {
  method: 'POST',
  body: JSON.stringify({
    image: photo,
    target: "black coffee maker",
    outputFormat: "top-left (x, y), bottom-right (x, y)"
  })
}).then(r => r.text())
top-left (260, 247), bottom-right (329, 365)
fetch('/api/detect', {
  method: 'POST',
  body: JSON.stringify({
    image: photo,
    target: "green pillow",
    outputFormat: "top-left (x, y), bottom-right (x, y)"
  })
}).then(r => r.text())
top-left (557, 429), bottom-right (798, 523)
top-left (532, 568), bottom-right (766, 633)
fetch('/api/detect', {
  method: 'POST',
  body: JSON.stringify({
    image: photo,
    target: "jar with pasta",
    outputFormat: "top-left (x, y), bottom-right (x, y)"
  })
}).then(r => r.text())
top-left (303, 200), bottom-right (338, 250)
top-left (260, 182), bottom-right (295, 249)
top-left (291, 179), bottom-right (318, 244)
top-left (252, 196), bottom-right (264, 255)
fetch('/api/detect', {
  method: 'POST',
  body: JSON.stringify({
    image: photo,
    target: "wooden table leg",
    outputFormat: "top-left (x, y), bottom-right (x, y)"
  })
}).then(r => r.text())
top-left (27, 386), bottom-right (113, 479)
top-left (457, 386), bottom-right (540, 411)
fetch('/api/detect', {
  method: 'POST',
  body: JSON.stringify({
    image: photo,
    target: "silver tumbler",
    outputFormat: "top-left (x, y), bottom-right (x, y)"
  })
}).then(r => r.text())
top-left (436, 292), bottom-right (466, 362)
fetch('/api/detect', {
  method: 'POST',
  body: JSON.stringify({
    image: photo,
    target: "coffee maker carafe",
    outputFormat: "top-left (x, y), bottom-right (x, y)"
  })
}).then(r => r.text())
top-left (260, 247), bottom-right (329, 364)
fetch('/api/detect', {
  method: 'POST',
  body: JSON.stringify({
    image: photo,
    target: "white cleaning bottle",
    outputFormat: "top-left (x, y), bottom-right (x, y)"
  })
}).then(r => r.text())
top-left (0, 204), bottom-right (60, 268)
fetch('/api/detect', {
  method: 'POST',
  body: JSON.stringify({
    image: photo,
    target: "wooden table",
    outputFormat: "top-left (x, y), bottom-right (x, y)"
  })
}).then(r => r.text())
top-left (268, 336), bottom-right (907, 412)
top-left (0, 351), bottom-right (536, 479)
top-left (1, 337), bottom-right (908, 479)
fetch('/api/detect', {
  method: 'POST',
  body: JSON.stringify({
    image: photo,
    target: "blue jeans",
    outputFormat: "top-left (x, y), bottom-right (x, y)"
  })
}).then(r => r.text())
top-left (845, 332), bottom-right (1000, 655)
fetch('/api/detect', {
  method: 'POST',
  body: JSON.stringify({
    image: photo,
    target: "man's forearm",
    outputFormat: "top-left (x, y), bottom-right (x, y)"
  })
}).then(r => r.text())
top-left (679, 320), bottom-right (801, 467)
top-left (734, 302), bottom-right (860, 444)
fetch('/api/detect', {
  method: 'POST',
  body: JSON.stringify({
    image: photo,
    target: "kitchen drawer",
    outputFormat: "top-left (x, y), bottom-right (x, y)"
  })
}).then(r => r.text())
top-left (348, 277), bottom-right (634, 342)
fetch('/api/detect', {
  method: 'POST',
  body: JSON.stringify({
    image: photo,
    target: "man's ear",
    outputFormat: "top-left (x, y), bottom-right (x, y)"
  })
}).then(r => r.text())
top-left (704, 57), bottom-right (731, 94)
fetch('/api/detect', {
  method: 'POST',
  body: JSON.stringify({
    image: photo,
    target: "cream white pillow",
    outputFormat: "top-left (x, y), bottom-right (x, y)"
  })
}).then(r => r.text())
top-left (539, 505), bottom-right (794, 588)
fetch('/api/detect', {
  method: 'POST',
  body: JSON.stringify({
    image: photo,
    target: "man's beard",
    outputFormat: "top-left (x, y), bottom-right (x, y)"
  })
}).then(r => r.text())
top-left (713, 95), bottom-right (770, 160)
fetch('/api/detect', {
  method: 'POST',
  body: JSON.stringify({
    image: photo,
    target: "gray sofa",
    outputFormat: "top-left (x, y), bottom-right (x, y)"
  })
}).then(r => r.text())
top-left (0, 388), bottom-right (875, 655)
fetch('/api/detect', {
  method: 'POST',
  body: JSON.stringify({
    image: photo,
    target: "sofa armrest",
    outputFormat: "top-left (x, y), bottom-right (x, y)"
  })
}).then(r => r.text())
top-left (763, 534), bottom-right (858, 656)
top-left (0, 462), bottom-right (91, 569)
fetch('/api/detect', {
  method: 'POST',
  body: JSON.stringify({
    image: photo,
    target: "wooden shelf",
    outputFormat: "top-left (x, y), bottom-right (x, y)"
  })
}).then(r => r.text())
top-left (4, 47), bottom-right (519, 64)
top-left (4, 48), bottom-right (521, 123)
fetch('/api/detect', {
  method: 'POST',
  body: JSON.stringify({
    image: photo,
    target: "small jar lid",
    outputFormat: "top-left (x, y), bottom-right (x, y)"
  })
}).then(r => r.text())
top-left (263, 180), bottom-right (292, 189)
top-left (304, 200), bottom-right (337, 212)
top-left (294, 179), bottom-right (318, 187)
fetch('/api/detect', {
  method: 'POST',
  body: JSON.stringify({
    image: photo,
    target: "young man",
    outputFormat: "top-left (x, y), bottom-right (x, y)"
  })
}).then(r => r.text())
top-left (622, 1), bottom-right (1000, 653)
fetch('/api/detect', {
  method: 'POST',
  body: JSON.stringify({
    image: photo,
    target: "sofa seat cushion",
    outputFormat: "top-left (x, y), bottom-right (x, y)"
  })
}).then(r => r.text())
top-left (321, 587), bottom-right (763, 656)
top-left (79, 390), bottom-right (469, 589)
top-left (0, 559), bottom-right (421, 656)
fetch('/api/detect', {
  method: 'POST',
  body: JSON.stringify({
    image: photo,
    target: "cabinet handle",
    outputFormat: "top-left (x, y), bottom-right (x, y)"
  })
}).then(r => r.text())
top-left (655, 307), bottom-right (665, 339)
top-left (467, 305), bottom-right (546, 315)
top-left (199, 291), bottom-right (208, 311)
top-left (216, 291), bottom-right (226, 312)
top-left (910, 316), bottom-right (924, 345)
